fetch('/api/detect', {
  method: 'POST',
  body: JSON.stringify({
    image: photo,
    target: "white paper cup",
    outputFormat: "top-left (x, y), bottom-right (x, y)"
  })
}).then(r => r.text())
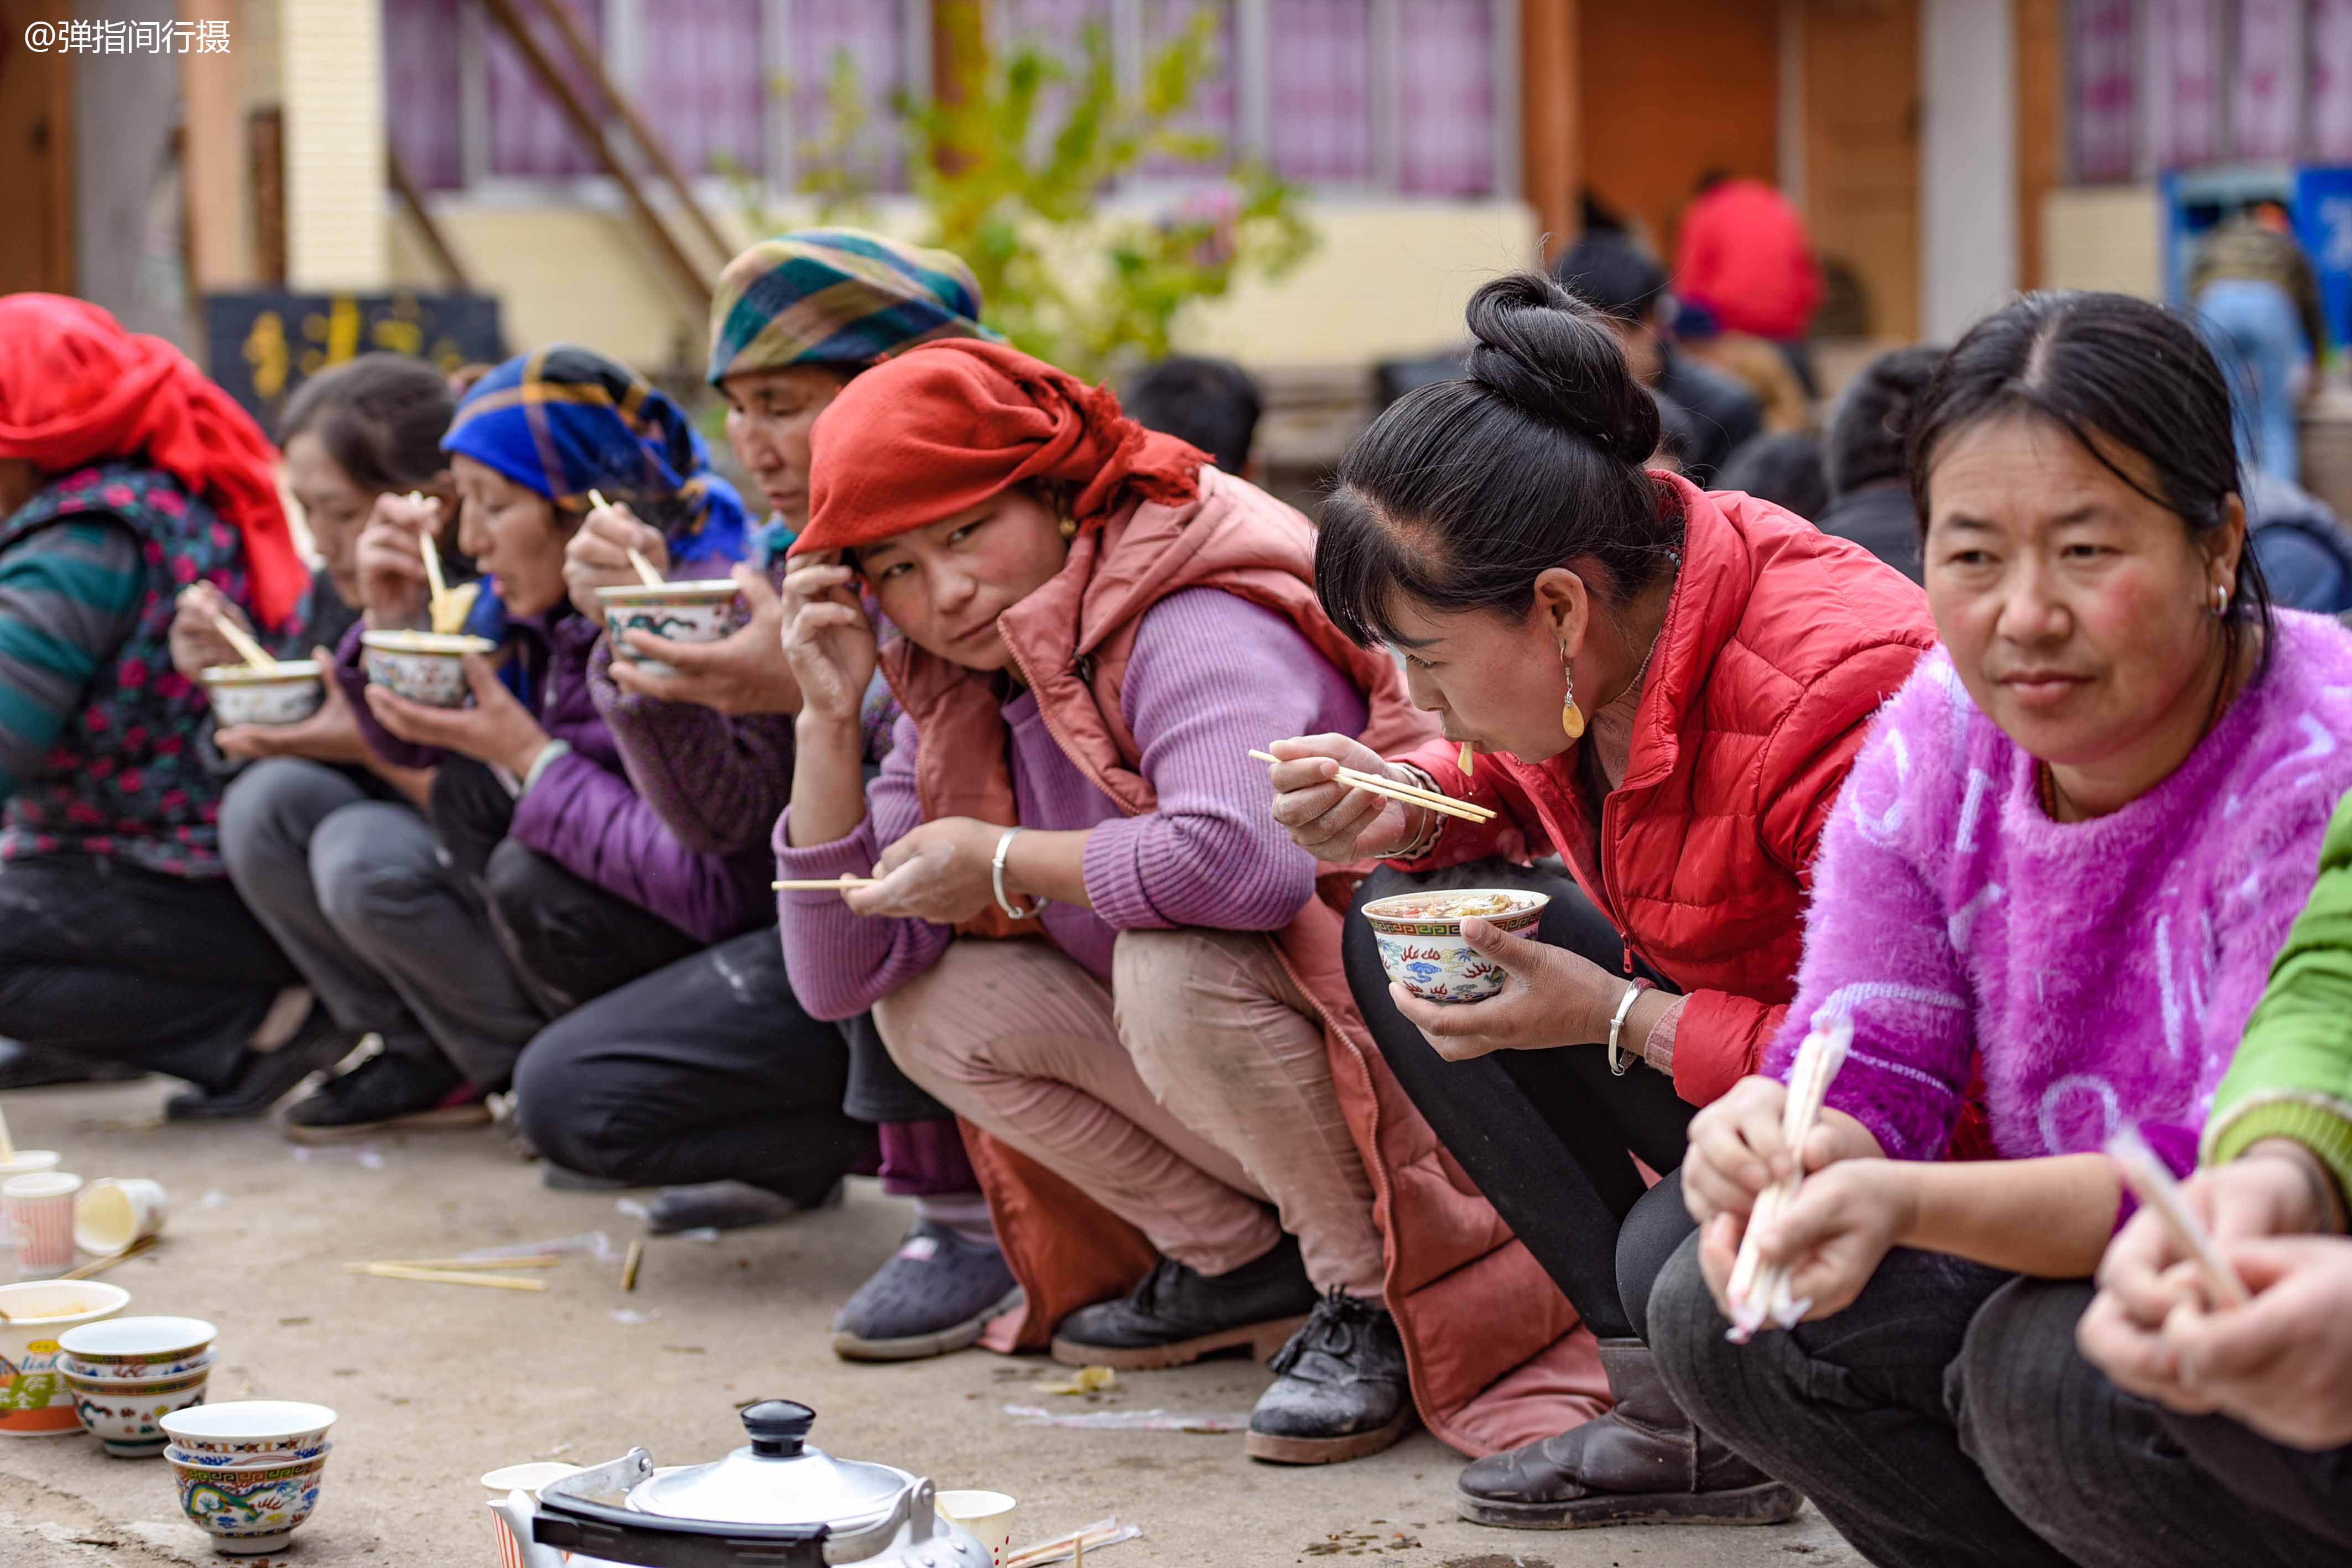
top-left (0, 1153), bottom-right (61, 1251)
top-left (72, 1178), bottom-right (167, 1257)
top-left (4, 1172), bottom-right (81, 1277)
top-left (935, 1490), bottom-right (1017, 1567)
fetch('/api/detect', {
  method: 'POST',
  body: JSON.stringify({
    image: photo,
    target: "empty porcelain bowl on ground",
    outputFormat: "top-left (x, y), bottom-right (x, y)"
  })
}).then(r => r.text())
top-left (0, 1280), bottom-right (131, 1437)
top-left (198, 662), bottom-right (324, 727)
top-left (168, 1443), bottom-right (332, 1554)
top-left (58, 1315), bottom-right (213, 1374)
top-left (360, 630), bottom-right (496, 707)
top-left (61, 1352), bottom-right (214, 1386)
top-left (162, 1399), bottom-right (336, 1459)
top-left (597, 580), bottom-right (741, 675)
top-left (64, 1360), bottom-right (211, 1457)
top-left (1360, 887), bottom-right (1552, 1004)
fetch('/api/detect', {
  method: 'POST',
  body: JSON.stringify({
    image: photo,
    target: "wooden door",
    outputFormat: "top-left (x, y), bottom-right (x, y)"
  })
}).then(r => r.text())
top-left (1579, 0), bottom-right (1781, 261)
top-left (1802, 0), bottom-right (1921, 340)
top-left (0, 1), bottom-right (75, 296)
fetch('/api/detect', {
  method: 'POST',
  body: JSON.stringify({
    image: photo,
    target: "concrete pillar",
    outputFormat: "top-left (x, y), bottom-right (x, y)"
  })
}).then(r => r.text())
top-left (74, 0), bottom-right (186, 342)
top-left (180, 0), bottom-right (249, 290)
top-left (1921, 0), bottom-right (2018, 341)
top-left (278, 0), bottom-right (387, 289)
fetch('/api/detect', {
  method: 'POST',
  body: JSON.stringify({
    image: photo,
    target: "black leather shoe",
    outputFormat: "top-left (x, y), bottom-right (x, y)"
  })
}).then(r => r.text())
top-left (279, 1049), bottom-right (489, 1142)
top-left (164, 1008), bottom-right (362, 1122)
top-left (1050, 1233), bottom-right (1318, 1371)
top-left (1456, 1338), bottom-right (1804, 1528)
top-left (1247, 1288), bottom-right (1414, 1465)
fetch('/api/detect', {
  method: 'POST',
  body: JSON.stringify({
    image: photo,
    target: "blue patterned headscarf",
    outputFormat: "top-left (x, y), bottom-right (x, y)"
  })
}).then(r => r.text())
top-left (443, 345), bottom-right (752, 574)
top-left (706, 228), bottom-right (995, 386)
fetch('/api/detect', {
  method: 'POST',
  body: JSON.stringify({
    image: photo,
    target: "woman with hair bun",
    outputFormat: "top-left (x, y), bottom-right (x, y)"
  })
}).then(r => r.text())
top-left (1264, 272), bottom-right (1935, 1525)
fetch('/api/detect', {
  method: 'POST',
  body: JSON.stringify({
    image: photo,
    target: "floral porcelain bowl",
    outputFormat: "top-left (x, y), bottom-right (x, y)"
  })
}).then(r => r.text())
top-left (1359, 887), bottom-right (1551, 1004)
top-left (59, 1315), bottom-right (216, 1375)
top-left (64, 1360), bottom-right (211, 1457)
top-left (161, 1399), bottom-right (336, 1458)
top-left (597, 580), bottom-right (741, 675)
top-left (167, 1444), bottom-right (331, 1555)
top-left (360, 630), bottom-right (496, 708)
top-left (199, 662), bottom-right (323, 727)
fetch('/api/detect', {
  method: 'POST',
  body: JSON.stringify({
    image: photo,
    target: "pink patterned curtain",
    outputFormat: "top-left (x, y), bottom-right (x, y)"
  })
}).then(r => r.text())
top-left (2069, 0), bottom-right (2138, 181)
top-left (636, 0), bottom-right (766, 178)
top-left (2233, 0), bottom-right (2302, 161)
top-left (2314, 0), bottom-right (2352, 159)
top-left (1142, 0), bottom-right (1237, 179)
top-left (792, 0), bottom-right (910, 194)
top-left (1398, 0), bottom-right (1494, 196)
top-left (1268, 0), bottom-right (1372, 183)
top-left (383, 0), bottom-right (463, 191)
top-left (2148, 0), bottom-right (2224, 168)
top-left (487, 0), bottom-right (605, 179)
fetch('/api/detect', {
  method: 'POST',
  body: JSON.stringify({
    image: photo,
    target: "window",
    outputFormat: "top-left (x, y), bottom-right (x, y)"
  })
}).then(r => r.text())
top-left (381, 0), bottom-right (1514, 200)
top-left (2234, 0), bottom-right (2303, 160)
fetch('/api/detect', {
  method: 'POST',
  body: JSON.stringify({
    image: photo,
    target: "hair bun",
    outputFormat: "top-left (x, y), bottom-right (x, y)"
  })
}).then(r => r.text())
top-left (1463, 272), bottom-right (1661, 463)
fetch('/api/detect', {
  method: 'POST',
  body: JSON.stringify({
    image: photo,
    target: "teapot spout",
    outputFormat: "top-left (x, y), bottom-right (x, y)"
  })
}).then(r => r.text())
top-left (490, 1491), bottom-right (566, 1568)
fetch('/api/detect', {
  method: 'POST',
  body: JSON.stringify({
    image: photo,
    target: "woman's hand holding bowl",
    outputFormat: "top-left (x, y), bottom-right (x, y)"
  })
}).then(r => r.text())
top-left (1385, 921), bottom-right (1628, 1063)
top-left (608, 565), bottom-right (802, 716)
top-left (217, 648), bottom-right (371, 767)
top-left (355, 491), bottom-right (443, 631)
top-left (563, 499), bottom-right (668, 620)
top-left (1263, 734), bottom-right (1429, 861)
top-left (781, 554), bottom-right (875, 741)
top-left (364, 652), bottom-right (549, 777)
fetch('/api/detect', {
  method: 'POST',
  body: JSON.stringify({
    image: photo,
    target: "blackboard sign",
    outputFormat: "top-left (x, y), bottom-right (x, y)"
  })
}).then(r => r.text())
top-left (203, 291), bottom-right (506, 429)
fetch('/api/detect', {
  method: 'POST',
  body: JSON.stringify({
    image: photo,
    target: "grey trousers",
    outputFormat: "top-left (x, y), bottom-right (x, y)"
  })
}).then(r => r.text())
top-left (217, 758), bottom-right (545, 1088)
top-left (1646, 1236), bottom-right (2352, 1568)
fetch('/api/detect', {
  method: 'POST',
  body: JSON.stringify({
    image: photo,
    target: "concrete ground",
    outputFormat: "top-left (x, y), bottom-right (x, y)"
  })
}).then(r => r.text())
top-left (0, 1077), bottom-right (1862, 1567)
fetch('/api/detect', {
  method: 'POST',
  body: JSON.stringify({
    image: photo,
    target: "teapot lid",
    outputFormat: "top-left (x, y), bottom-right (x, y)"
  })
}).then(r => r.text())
top-left (626, 1402), bottom-right (910, 1529)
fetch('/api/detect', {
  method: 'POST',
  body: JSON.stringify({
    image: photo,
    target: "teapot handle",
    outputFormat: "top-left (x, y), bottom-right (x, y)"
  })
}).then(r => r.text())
top-left (904, 1480), bottom-right (939, 1544)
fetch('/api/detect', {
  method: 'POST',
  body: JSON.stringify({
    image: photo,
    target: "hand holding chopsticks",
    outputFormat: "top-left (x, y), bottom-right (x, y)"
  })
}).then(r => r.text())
top-left (1723, 1014), bottom-right (1854, 1341)
top-left (587, 489), bottom-right (665, 587)
top-left (1250, 748), bottom-right (1494, 823)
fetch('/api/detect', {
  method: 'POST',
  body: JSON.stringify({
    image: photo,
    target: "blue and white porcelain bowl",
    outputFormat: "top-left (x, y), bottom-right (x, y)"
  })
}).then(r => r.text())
top-left (1360, 887), bottom-right (1550, 1004)
top-left (199, 663), bottom-right (324, 727)
top-left (360, 631), bottom-right (496, 708)
top-left (597, 580), bottom-right (742, 675)
top-left (166, 1442), bottom-right (331, 1555)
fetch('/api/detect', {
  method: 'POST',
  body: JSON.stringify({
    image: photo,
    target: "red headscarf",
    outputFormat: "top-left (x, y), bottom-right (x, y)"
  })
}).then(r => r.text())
top-left (0, 294), bottom-right (306, 628)
top-left (792, 339), bottom-right (1208, 556)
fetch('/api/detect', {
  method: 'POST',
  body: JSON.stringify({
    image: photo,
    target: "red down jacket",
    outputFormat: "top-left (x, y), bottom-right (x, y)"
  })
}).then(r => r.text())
top-left (1391, 473), bottom-right (1937, 1107)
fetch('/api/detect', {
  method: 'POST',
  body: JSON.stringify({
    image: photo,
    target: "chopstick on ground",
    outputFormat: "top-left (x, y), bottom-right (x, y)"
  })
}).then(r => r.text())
top-left (211, 612), bottom-right (278, 671)
top-left (360, 1256), bottom-right (559, 1270)
top-left (1247, 749), bottom-right (1495, 823)
top-left (345, 1263), bottom-right (549, 1292)
top-left (60, 1236), bottom-right (159, 1280)
top-left (622, 1239), bottom-right (643, 1293)
top-left (0, 1102), bottom-right (13, 1163)
top-left (772, 877), bottom-right (881, 890)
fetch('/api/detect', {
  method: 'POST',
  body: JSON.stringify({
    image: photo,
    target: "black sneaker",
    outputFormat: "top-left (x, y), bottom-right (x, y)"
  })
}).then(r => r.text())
top-left (165, 1006), bottom-right (363, 1122)
top-left (1247, 1288), bottom-right (1414, 1465)
top-left (1050, 1233), bottom-right (1319, 1371)
top-left (280, 1050), bottom-right (490, 1143)
top-left (0, 1039), bottom-right (145, 1091)
top-left (831, 1221), bottom-right (1022, 1362)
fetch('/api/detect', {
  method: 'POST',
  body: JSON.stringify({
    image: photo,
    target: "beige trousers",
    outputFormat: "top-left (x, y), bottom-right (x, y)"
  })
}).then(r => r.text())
top-left (875, 929), bottom-right (1385, 1297)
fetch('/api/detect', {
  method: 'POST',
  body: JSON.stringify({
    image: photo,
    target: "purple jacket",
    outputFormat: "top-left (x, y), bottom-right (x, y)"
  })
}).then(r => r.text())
top-left (337, 611), bottom-right (772, 944)
top-left (1768, 612), bottom-right (2352, 1178)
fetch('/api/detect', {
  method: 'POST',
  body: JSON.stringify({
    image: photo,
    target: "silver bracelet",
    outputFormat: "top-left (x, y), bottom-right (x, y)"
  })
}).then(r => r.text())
top-left (991, 826), bottom-right (1047, 920)
top-left (519, 738), bottom-right (574, 796)
top-left (1607, 977), bottom-right (1654, 1077)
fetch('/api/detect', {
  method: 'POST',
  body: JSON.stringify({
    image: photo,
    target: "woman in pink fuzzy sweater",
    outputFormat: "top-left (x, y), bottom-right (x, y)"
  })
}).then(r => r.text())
top-left (1644, 290), bottom-right (2352, 1568)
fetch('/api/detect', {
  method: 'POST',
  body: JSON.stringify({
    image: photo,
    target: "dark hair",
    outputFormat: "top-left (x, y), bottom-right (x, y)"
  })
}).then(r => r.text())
top-left (1318, 272), bottom-right (1681, 648)
top-left (1553, 231), bottom-right (1668, 323)
top-left (278, 353), bottom-right (456, 494)
top-left (1826, 344), bottom-right (1945, 496)
top-left (1123, 356), bottom-right (1263, 473)
top-left (1907, 289), bottom-right (2272, 663)
top-left (1716, 431), bottom-right (1829, 520)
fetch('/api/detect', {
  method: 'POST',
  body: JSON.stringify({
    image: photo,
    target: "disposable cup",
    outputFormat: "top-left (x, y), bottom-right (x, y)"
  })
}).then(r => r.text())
top-left (4, 1172), bottom-right (81, 1277)
top-left (935, 1490), bottom-right (1017, 1567)
top-left (72, 1178), bottom-right (167, 1257)
top-left (0, 1153), bottom-right (60, 1249)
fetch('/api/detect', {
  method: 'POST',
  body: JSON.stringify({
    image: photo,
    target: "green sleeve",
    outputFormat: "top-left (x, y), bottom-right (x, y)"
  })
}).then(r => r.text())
top-left (2205, 786), bottom-right (2352, 1202)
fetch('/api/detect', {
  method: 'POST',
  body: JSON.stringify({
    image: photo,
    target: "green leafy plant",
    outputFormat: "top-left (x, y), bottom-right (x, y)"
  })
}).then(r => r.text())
top-left (742, 8), bottom-right (1314, 381)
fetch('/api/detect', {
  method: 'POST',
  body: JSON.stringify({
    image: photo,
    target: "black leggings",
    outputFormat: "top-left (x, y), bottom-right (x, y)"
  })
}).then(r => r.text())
top-left (1344, 861), bottom-right (1697, 1340)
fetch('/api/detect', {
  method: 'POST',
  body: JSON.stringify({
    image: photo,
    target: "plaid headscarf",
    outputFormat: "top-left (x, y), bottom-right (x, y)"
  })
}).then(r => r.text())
top-left (706, 228), bottom-right (995, 386)
top-left (444, 345), bottom-right (752, 572)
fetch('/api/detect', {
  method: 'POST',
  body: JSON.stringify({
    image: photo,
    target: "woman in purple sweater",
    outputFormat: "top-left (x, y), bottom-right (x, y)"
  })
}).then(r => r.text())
top-left (1644, 293), bottom-right (2352, 1568)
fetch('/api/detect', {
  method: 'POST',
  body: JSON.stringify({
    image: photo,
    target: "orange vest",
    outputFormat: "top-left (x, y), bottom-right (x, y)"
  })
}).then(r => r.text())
top-left (881, 466), bottom-right (1610, 1456)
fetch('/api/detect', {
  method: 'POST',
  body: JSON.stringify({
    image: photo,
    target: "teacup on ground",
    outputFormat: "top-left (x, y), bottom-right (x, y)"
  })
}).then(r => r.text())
top-left (935, 1490), bottom-right (1018, 1568)
top-left (64, 1358), bottom-right (212, 1457)
top-left (597, 580), bottom-right (741, 675)
top-left (360, 630), bottom-right (497, 707)
top-left (0, 1280), bottom-right (131, 1437)
top-left (1359, 887), bottom-right (1552, 1004)
top-left (162, 1399), bottom-right (336, 1459)
top-left (59, 1315), bottom-right (212, 1374)
top-left (198, 661), bottom-right (323, 727)
top-left (0, 1150), bottom-right (60, 1248)
top-left (72, 1178), bottom-right (169, 1258)
top-left (169, 1443), bottom-right (332, 1554)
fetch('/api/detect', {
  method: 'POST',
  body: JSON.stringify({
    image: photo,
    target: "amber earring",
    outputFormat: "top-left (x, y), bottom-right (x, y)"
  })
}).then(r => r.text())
top-left (1560, 647), bottom-right (1586, 741)
top-left (1059, 517), bottom-right (1078, 540)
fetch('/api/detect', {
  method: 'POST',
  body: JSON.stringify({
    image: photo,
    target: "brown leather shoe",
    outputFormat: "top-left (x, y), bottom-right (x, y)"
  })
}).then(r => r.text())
top-left (1456, 1338), bottom-right (1804, 1529)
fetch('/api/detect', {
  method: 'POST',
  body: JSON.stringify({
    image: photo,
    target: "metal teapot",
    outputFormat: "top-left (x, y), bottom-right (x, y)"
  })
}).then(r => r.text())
top-left (488, 1400), bottom-right (992, 1568)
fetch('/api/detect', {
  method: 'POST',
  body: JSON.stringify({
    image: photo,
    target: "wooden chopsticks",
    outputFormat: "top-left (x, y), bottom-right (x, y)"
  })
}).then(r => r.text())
top-left (772, 877), bottom-right (880, 891)
top-left (211, 613), bottom-right (279, 671)
top-left (1248, 749), bottom-right (1495, 823)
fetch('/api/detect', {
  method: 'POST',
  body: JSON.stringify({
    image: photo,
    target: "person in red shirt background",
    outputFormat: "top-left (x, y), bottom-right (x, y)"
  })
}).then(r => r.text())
top-left (1674, 173), bottom-right (1823, 388)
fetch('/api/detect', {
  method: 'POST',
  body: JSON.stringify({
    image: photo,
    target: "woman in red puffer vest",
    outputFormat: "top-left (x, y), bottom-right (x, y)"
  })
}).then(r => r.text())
top-left (1265, 273), bottom-right (1936, 1528)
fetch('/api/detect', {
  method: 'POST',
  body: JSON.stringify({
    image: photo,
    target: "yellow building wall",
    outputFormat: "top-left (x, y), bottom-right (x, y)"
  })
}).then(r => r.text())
top-left (389, 199), bottom-right (1542, 372)
top-left (280, 0), bottom-right (388, 289)
top-left (2041, 184), bottom-right (2163, 299)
